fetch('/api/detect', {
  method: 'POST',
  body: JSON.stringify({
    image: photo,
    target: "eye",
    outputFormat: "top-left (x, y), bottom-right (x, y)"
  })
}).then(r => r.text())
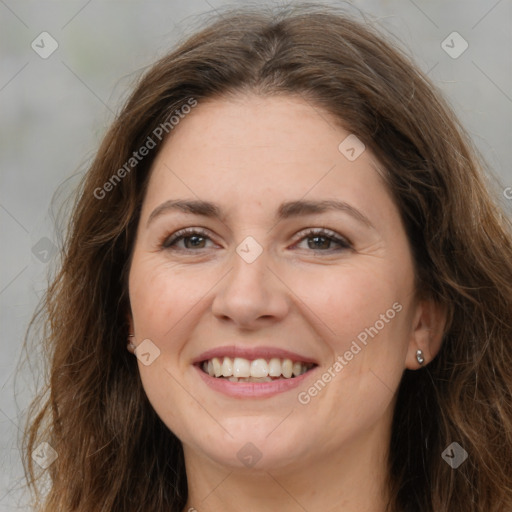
top-left (161, 227), bottom-right (217, 251)
top-left (293, 228), bottom-right (352, 252)
top-left (160, 227), bottom-right (352, 253)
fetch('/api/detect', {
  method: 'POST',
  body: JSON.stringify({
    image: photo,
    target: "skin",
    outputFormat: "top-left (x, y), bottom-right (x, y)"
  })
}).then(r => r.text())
top-left (127, 94), bottom-right (446, 512)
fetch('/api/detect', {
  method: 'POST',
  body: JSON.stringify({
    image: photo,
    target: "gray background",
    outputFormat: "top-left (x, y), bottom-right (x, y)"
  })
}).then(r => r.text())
top-left (1, 0), bottom-right (511, 509)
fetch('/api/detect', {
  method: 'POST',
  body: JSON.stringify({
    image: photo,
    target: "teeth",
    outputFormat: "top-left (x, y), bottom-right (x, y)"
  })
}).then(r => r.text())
top-left (212, 357), bottom-right (222, 377)
top-left (201, 356), bottom-right (312, 379)
top-left (221, 357), bottom-right (233, 377)
top-left (250, 359), bottom-right (269, 378)
top-left (249, 376), bottom-right (272, 382)
top-left (227, 376), bottom-right (273, 383)
top-left (228, 377), bottom-right (272, 382)
top-left (268, 358), bottom-right (281, 377)
top-left (281, 359), bottom-right (293, 378)
top-left (233, 357), bottom-right (250, 378)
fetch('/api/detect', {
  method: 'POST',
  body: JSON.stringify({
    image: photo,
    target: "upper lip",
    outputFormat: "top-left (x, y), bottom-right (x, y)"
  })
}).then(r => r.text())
top-left (192, 346), bottom-right (318, 365)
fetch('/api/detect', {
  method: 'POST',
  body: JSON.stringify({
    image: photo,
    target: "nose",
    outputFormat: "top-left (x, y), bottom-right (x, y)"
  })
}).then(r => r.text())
top-left (211, 246), bottom-right (290, 330)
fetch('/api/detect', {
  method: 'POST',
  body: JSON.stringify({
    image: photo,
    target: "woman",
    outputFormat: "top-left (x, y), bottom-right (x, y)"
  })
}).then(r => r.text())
top-left (23, 4), bottom-right (512, 511)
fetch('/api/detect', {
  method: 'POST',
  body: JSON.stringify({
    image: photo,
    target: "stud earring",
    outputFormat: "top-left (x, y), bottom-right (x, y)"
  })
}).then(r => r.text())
top-left (416, 349), bottom-right (425, 365)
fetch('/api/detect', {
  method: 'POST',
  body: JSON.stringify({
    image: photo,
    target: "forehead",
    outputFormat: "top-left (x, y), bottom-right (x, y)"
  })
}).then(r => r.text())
top-left (141, 94), bottom-right (395, 225)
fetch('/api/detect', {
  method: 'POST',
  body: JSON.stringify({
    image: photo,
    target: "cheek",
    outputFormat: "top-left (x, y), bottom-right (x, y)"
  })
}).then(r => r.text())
top-left (291, 266), bottom-right (410, 443)
top-left (128, 256), bottom-right (205, 434)
top-left (288, 257), bottom-right (413, 420)
top-left (286, 259), bottom-right (410, 349)
top-left (129, 254), bottom-right (214, 337)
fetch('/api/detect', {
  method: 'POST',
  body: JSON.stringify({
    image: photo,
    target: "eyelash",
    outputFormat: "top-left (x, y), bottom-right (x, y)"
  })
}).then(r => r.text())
top-left (160, 227), bottom-right (352, 253)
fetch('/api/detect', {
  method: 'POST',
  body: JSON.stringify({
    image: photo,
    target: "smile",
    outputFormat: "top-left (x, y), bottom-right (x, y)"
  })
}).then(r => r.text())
top-left (200, 356), bottom-right (316, 382)
top-left (193, 346), bottom-right (319, 397)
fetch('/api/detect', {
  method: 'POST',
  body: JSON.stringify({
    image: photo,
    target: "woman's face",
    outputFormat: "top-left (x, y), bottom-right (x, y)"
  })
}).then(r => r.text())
top-left (128, 94), bottom-right (422, 472)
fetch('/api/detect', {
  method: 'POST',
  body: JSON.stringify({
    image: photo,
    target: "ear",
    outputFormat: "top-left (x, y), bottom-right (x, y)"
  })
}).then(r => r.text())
top-left (405, 298), bottom-right (447, 369)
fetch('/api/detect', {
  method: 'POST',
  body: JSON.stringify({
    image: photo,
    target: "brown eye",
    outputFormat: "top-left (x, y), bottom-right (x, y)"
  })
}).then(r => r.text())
top-left (294, 228), bottom-right (352, 252)
top-left (307, 235), bottom-right (334, 250)
top-left (162, 228), bottom-right (215, 251)
top-left (179, 235), bottom-right (207, 249)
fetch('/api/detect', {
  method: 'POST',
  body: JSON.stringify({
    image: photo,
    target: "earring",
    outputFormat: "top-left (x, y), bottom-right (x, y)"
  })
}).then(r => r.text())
top-left (416, 349), bottom-right (425, 365)
top-left (127, 334), bottom-right (136, 353)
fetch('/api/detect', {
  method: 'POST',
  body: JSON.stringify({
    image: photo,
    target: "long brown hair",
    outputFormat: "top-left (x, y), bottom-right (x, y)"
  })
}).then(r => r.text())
top-left (22, 4), bottom-right (512, 511)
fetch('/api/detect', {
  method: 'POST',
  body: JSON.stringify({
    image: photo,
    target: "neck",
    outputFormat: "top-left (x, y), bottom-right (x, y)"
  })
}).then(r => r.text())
top-left (182, 420), bottom-right (392, 512)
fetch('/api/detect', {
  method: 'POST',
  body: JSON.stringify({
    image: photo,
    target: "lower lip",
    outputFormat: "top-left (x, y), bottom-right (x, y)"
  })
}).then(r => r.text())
top-left (194, 365), bottom-right (317, 398)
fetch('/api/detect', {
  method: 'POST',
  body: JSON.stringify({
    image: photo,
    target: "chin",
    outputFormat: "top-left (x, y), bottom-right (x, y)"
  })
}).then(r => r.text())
top-left (184, 417), bottom-right (311, 470)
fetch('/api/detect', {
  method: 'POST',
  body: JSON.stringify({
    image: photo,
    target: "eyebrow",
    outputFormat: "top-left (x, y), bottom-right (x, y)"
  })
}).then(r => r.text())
top-left (146, 198), bottom-right (374, 229)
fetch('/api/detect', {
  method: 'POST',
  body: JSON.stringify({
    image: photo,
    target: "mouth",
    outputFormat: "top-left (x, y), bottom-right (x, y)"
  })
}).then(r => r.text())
top-left (197, 356), bottom-right (317, 382)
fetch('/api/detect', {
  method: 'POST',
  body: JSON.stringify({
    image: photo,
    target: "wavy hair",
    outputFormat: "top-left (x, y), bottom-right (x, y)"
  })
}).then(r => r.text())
top-left (22, 4), bottom-right (512, 511)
